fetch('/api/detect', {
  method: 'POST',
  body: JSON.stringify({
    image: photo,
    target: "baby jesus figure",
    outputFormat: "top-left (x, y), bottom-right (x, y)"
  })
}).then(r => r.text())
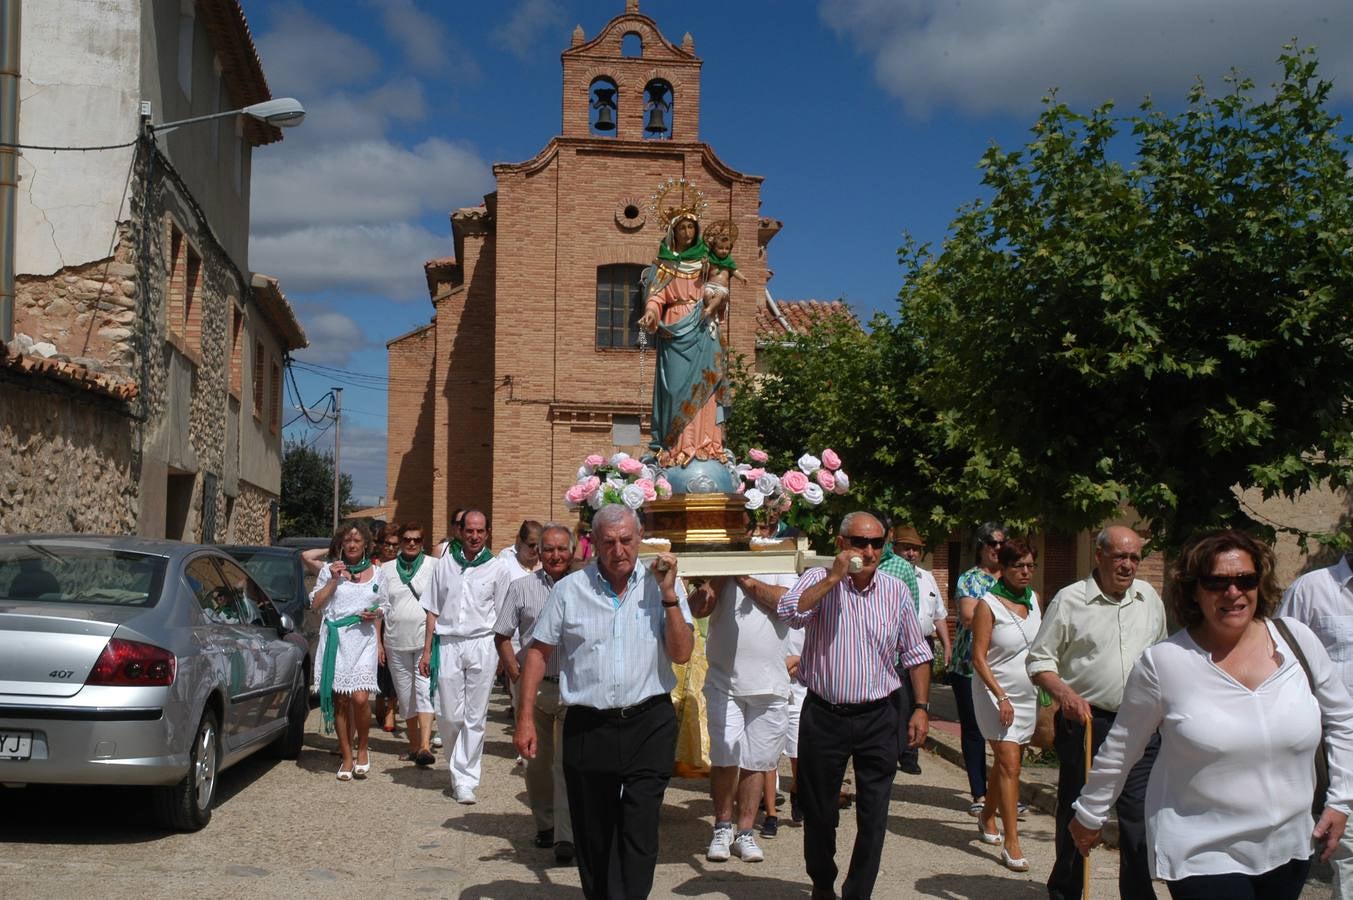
top-left (701, 219), bottom-right (747, 321)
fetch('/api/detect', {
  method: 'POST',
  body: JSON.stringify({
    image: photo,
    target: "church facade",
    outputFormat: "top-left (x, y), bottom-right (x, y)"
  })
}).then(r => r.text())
top-left (385, 2), bottom-right (781, 539)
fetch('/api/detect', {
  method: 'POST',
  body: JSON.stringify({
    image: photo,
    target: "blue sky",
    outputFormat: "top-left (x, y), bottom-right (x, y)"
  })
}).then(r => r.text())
top-left (247, 0), bottom-right (1353, 505)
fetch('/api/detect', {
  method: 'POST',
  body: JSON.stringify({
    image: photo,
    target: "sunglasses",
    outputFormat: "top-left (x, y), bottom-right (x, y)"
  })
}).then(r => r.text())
top-left (1197, 573), bottom-right (1260, 592)
top-left (845, 536), bottom-right (887, 550)
top-left (382, 540), bottom-right (400, 548)
top-left (984, 539), bottom-right (1005, 548)
top-left (402, 536), bottom-right (423, 543)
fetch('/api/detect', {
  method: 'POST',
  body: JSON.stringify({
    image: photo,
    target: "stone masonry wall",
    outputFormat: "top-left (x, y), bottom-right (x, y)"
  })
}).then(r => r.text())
top-left (230, 479), bottom-right (276, 545)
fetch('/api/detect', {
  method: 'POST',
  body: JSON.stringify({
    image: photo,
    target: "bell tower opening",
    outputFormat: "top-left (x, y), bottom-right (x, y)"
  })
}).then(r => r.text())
top-left (643, 80), bottom-right (672, 140)
top-left (590, 77), bottom-right (618, 136)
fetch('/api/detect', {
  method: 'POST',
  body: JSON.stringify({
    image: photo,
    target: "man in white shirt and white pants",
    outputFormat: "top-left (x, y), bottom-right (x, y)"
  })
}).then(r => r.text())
top-left (1281, 550), bottom-right (1353, 899)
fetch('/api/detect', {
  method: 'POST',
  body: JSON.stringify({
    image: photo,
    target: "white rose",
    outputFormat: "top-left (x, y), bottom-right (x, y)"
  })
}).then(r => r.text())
top-left (606, 475), bottom-right (625, 492)
top-left (755, 473), bottom-right (781, 495)
top-left (802, 483), bottom-right (825, 506)
top-left (609, 452), bottom-right (631, 466)
top-left (734, 463), bottom-right (752, 476)
top-left (621, 483), bottom-right (646, 510)
top-left (797, 453), bottom-right (822, 475)
top-left (577, 465), bottom-right (592, 481)
top-left (832, 471), bottom-right (850, 494)
top-left (587, 489), bottom-right (607, 510)
top-left (639, 465), bottom-right (656, 483)
top-left (743, 488), bottom-right (765, 511)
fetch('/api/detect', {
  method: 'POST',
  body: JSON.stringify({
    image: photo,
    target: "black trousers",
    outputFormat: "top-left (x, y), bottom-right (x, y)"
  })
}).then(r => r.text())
top-left (799, 691), bottom-right (899, 900)
top-left (562, 696), bottom-right (677, 900)
top-left (1164, 858), bottom-right (1310, 900)
top-left (893, 666), bottom-right (918, 770)
top-left (946, 673), bottom-right (988, 800)
top-left (1049, 707), bottom-right (1160, 900)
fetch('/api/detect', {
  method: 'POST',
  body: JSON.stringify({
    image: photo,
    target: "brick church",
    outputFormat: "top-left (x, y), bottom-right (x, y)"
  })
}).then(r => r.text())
top-left (384, 0), bottom-right (802, 539)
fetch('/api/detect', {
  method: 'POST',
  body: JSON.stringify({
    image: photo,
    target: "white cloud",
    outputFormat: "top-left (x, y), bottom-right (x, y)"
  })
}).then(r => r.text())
top-left (250, 222), bottom-right (451, 298)
top-left (291, 310), bottom-right (373, 367)
top-left (255, 5), bottom-right (379, 98)
top-left (821, 0), bottom-right (1353, 117)
top-left (494, 0), bottom-right (567, 60)
top-left (252, 137), bottom-right (492, 233)
top-left (367, 0), bottom-right (449, 72)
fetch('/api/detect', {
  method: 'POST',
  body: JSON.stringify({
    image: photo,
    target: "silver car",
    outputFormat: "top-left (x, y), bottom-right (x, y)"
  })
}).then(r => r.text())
top-left (0, 536), bottom-right (308, 831)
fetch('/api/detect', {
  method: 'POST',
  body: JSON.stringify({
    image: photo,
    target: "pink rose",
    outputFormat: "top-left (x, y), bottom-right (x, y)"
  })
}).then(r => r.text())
top-left (581, 475), bottom-right (601, 496)
top-left (815, 469), bottom-right (837, 492)
top-left (584, 454), bottom-right (605, 469)
top-left (618, 457), bottom-right (644, 475)
top-left (637, 478), bottom-right (658, 501)
top-left (748, 448), bottom-right (769, 464)
top-left (564, 484), bottom-right (589, 506)
top-left (744, 467), bottom-right (766, 481)
top-left (781, 470), bottom-right (810, 494)
top-left (655, 477), bottom-right (673, 499)
top-left (822, 448), bottom-right (842, 471)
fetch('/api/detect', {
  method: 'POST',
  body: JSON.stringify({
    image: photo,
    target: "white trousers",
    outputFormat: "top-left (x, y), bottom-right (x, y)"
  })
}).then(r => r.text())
top-left (434, 634), bottom-right (496, 791)
top-left (385, 646), bottom-right (433, 715)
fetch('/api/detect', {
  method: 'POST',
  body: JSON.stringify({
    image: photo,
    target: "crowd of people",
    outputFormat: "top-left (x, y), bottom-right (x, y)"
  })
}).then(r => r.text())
top-left (303, 505), bottom-right (1353, 900)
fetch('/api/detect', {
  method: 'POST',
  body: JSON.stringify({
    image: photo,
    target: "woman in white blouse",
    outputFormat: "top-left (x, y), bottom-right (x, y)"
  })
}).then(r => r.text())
top-left (1071, 529), bottom-right (1353, 900)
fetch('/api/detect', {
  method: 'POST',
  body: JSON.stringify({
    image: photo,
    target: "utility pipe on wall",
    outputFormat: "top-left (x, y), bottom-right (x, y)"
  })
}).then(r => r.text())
top-left (0, 0), bottom-right (20, 346)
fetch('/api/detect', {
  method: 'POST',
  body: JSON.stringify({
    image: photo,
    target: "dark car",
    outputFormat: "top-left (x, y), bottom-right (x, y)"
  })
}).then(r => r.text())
top-left (0, 536), bottom-right (308, 831)
top-left (218, 545), bottom-right (316, 684)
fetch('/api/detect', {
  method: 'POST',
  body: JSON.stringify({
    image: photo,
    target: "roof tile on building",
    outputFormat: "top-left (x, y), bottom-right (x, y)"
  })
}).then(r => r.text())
top-left (0, 348), bottom-right (139, 402)
top-left (250, 274), bottom-right (307, 351)
top-left (755, 298), bottom-right (857, 338)
top-left (198, 0), bottom-right (280, 146)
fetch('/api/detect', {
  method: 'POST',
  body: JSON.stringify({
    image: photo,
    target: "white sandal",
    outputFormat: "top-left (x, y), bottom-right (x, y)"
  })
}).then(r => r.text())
top-left (336, 767), bottom-right (353, 782)
top-left (1001, 848), bottom-right (1030, 873)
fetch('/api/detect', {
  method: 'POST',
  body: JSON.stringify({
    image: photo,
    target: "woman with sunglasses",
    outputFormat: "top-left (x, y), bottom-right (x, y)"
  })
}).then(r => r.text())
top-left (378, 522), bottom-right (437, 766)
top-left (969, 538), bottom-right (1041, 872)
top-left (949, 522), bottom-right (1005, 817)
top-left (1071, 529), bottom-right (1353, 900)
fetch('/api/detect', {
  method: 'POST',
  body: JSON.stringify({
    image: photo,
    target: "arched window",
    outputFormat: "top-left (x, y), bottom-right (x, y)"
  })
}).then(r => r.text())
top-left (643, 80), bottom-right (672, 140)
top-left (589, 77), bottom-right (618, 136)
top-left (595, 264), bottom-right (646, 349)
top-left (622, 32), bottom-right (642, 58)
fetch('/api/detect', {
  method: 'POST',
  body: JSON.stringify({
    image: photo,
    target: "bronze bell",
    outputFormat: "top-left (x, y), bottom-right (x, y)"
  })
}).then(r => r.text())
top-left (592, 88), bottom-right (617, 131)
top-left (645, 104), bottom-right (668, 135)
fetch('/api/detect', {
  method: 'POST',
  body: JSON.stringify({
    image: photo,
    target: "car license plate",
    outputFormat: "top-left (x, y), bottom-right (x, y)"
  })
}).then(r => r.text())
top-left (0, 730), bottom-right (33, 760)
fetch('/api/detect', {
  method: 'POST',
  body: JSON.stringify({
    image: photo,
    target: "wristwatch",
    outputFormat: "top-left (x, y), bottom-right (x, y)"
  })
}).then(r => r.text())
top-left (661, 599), bottom-right (680, 608)
top-left (911, 702), bottom-right (930, 712)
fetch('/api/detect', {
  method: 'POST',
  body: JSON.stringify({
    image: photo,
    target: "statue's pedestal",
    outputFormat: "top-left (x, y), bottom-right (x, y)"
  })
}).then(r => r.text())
top-left (642, 493), bottom-right (749, 551)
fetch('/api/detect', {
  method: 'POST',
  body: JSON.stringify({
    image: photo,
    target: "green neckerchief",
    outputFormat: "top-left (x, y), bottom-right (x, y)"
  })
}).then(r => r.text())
top-left (450, 540), bottom-right (493, 569)
top-left (319, 614), bottom-right (363, 733)
top-left (428, 634), bottom-right (441, 699)
top-left (657, 238), bottom-right (709, 264)
top-left (707, 251), bottom-right (738, 272)
top-left (396, 551), bottom-right (425, 586)
top-left (344, 556), bottom-right (372, 576)
top-left (991, 579), bottom-right (1033, 609)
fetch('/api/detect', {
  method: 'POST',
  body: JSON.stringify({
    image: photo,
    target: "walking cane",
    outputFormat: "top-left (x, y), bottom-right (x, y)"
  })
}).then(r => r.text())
top-left (1083, 715), bottom-right (1094, 899)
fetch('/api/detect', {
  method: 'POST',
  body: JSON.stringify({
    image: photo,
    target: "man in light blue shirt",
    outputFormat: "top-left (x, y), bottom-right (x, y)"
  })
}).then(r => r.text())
top-left (515, 503), bottom-right (693, 900)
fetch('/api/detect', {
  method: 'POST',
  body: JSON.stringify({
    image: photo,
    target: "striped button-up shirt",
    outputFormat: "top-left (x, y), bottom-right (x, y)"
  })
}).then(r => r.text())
top-left (778, 567), bottom-right (932, 705)
top-left (493, 569), bottom-right (561, 678)
top-left (530, 559), bottom-right (693, 709)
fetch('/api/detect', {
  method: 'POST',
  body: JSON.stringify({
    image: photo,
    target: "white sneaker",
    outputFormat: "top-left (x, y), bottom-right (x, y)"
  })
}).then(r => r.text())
top-left (706, 825), bottom-right (733, 861)
top-left (431, 733), bottom-right (443, 749)
top-left (732, 831), bottom-right (764, 863)
top-left (454, 787), bottom-right (477, 805)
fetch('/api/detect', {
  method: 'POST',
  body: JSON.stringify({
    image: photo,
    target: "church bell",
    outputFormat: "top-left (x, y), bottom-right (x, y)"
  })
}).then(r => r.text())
top-left (592, 88), bottom-right (617, 131)
top-left (644, 103), bottom-right (668, 135)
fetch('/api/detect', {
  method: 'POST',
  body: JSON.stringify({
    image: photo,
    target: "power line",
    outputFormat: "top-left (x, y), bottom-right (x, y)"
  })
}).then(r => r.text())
top-left (0, 138), bottom-right (139, 152)
top-left (291, 360), bottom-right (389, 383)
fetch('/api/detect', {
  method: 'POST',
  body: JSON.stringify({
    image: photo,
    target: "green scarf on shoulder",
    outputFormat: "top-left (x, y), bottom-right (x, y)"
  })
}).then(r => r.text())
top-left (657, 238), bottom-right (709, 264)
top-left (991, 579), bottom-right (1033, 609)
top-left (450, 540), bottom-right (493, 569)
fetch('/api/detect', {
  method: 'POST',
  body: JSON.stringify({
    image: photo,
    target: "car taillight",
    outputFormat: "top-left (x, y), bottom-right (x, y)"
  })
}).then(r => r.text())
top-left (86, 639), bottom-right (177, 686)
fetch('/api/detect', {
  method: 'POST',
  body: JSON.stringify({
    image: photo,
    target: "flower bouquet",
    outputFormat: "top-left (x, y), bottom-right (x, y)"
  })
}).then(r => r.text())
top-left (563, 452), bottom-right (673, 525)
top-left (736, 447), bottom-right (850, 536)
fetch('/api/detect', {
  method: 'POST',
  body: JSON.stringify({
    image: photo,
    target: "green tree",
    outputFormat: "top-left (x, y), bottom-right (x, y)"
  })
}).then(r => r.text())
top-left (280, 440), bottom-right (354, 538)
top-left (901, 46), bottom-right (1353, 550)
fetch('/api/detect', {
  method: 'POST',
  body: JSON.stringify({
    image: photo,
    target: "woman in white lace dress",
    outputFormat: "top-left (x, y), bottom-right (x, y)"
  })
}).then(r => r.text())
top-left (310, 521), bottom-right (384, 781)
top-left (970, 537), bottom-right (1042, 872)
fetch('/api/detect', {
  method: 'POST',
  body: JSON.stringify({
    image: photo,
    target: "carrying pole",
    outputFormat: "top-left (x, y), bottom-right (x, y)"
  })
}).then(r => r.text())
top-left (1083, 715), bottom-right (1094, 899)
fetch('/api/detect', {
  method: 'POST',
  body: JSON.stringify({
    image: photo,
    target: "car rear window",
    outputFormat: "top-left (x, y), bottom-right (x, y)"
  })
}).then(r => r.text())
top-left (224, 552), bottom-right (298, 600)
top-left (0, 544), bottom-right (167, 607)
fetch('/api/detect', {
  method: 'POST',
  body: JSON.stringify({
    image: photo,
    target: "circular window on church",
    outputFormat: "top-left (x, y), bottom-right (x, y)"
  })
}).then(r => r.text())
top-left (615, 198), bottom-right (646, 231)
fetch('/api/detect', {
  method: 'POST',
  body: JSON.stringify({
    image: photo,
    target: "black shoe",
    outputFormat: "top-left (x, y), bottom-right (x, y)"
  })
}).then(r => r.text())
top-left (760, 815), bottom-right (778, 839)
top-left (900, 759), bottom-right (922, 775)
top-left (790, 792), bottom-right (803, 824)
top-left (554, 840), bottom-right (574, 863)
top-left (534, 829), bottom-right (554, 849)
top-left (414, 750), bottom-right (436, 767)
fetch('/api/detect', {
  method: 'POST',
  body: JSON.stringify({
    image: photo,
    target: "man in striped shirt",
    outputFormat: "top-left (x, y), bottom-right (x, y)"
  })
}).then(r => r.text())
top-left (778, 511), bottom-right (933, 900)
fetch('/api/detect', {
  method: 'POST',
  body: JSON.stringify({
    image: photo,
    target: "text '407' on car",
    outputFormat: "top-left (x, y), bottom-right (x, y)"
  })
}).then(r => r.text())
top-left (0, 536), bottom-right (309, 831)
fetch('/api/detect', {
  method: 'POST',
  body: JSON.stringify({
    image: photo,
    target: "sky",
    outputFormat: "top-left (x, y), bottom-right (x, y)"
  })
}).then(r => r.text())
top-left (247, 0), bottom-right (1353, 506)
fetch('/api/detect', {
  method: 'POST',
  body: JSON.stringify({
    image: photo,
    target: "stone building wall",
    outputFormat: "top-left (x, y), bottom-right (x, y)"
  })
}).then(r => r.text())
top-left (230, 480), bottom-right (276, 545)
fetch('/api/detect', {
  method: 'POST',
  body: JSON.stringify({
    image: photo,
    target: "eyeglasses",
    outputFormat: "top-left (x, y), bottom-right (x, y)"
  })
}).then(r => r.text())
top-left (1006, 561), bottom-right (1037, 571)
top-left (382, 540), bottom-right (400, 548)
top-left (1197, 573), bottom-right (1260, 592)
top-left (845, 536), bottom-right (887, 550)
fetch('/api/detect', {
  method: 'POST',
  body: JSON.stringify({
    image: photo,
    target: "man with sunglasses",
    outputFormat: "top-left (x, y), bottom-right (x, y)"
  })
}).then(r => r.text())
top-left (778, 511), bottom-right (932, 900)
top-left (1026, 524), bottom-right (1166, 900)
top-left (1280, 548), bottom-right (1353, 899)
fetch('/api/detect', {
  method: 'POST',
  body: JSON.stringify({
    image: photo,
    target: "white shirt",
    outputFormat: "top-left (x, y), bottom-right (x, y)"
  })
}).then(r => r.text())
top-left (1073, 618), bottom-right (1353, 881)
top-left (915, 568), bottom-right (947, 636)
top-left (1279, 555), bottom-right (1353, 696)
top-left (704, 573), bottom-right (798, 699)
top-left (530, 559), bottom-right (693, 709)
top-left (377, 555), bottom-right (434, 652)
top-left (420, 553), bottom-right (510, 639)
top-left (1026, 575), bottom-right (1166, 712)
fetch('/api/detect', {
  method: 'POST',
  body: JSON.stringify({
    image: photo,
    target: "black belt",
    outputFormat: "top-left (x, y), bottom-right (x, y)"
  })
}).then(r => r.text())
top-left (806, 690), bottom-right (890, 717)
top-left (574, 694), bottom-right (668, 720)
top-left (541, 675), bottom-right (559, 683)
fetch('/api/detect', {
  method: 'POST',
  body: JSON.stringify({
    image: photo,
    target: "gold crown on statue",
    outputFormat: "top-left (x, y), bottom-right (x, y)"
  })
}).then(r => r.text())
top-left (649, 177), bottom-right (707, 229)
top-left (703, 219), bottom-right (738, 246)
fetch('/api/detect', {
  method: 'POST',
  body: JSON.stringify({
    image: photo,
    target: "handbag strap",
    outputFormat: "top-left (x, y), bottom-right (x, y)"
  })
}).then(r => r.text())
top-left (1272, 617), bottom-right (1317, 694)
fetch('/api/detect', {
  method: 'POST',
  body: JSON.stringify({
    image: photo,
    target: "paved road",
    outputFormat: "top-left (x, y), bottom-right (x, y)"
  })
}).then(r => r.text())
top-left (0, 690), bottom-right (1147, 900)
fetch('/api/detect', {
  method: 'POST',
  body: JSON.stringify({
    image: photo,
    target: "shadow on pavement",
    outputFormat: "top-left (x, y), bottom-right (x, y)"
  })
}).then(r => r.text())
top-left (912, 871), bottom-right (1046, 899)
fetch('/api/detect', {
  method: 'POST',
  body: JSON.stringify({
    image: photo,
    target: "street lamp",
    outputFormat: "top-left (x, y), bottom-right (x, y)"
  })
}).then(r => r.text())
top-left (145, 97), bottom-right (306, 136)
